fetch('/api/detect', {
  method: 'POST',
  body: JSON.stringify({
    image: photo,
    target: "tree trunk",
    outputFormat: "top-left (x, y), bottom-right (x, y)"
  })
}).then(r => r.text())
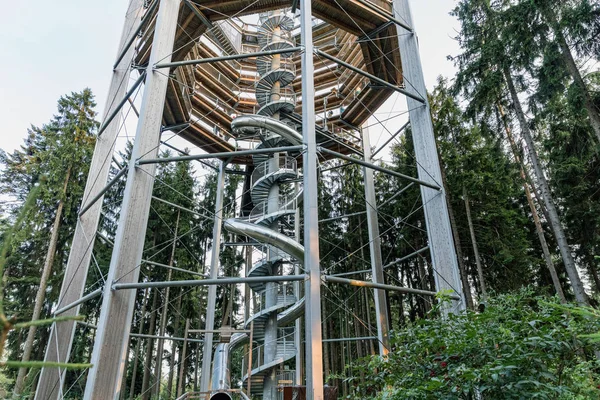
top-left (154, 211), bottom-right (180, 398)
top-left (141, 288), bottom-right (159, 400)
top-left (176, 319), bottom-right (190, 397)
top-left (14, 166), bottom-right (71, 396)
top-left (542, 6), bottom-right (600, 143)
top-left (129, 288), bottom-right (150, 400)
top-left (167, 289), bottom-right (184, 397)
top-left (503, 66), bottom-right (589, 305)
top-left (438, 147), bottom-right (474, 309)
top-left (497, 103), bottom-right (567, 303)
top-left (463, 188), bottom-right (488, 302)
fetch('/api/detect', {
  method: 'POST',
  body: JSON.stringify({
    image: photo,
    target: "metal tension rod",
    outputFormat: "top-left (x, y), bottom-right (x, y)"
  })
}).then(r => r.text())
top-left (314, 49), bottom-right (425, 103)
top-left (354, 0), bottom-right (413, 32)
top-left (378, 182), bottom-right (415, 208)
top-left (331, 246), bottom-right (430, 278)
top-left (112, 275), bottom-right (307, 290)
top-left (113, 0), bottom-right (159, 69)
top-left (142, 259), bottom-right (206, 278)
top-left (53, 288), bottom-right (103, 316)
top-left (137, 145), bottom-right (303, 165)
top-left (323, 275), bottom-right (460, 300)
top-left (155, 47), bottom-right (303, 69)
top-left (151, 196), bottom-right (211, 220)
top-left (130, 333), bottom-right (204, 344)
top-left (372, 121), bottom-right (410, 157)
top-left (97, 72), bottom-right (146, 137)
top-left (78, 166), bottom-right (128, 217)
top-left (323, 336), bottom-right (377, 343)
top-left (318, 147), bottom-right (441, 190)
top-left (319, 210), bottom-right (366, 223)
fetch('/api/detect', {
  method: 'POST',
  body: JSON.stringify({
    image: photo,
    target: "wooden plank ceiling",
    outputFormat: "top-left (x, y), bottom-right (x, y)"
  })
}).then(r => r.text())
top-left (133, 0), bottom-right (404, 164)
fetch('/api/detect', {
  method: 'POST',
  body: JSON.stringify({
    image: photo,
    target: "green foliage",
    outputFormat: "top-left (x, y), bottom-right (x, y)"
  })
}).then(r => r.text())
top-left (346, 290), bottom-right (600, 399)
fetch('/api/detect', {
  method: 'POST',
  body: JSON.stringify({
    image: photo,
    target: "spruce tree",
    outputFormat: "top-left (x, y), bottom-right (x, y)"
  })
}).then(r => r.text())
top-left (0, 89), bottom-right (97, 395)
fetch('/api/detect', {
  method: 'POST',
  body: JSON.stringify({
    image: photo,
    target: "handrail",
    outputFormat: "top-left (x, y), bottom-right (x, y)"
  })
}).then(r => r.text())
top-left (251, 155), bottom-right (298, 187)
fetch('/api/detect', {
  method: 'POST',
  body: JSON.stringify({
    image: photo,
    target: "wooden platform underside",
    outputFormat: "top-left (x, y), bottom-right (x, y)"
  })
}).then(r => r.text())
top-left (133, 0), bottom-right (405, 164)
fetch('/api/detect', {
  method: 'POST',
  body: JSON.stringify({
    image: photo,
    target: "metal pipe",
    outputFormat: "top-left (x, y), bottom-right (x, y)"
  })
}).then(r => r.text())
top-left (372, 121), bottom-right (410, 157)
top-left (137, 145), bottom-right (303, 165)
top-left (113, 0), bottom-right (159, 69)
top-left (323, 275), bottom-right (460, 300)
top-left (331, 246), bottom-right (430, 277)
top-left (155, 47), bottom-right (303, 69)
top-left (112, 275), bottom-right (306, 290)
top-left (53, 288), bottom-right (103, 316)
top-left (97, 72), bottom-right (146, 137)
top-left (78, 166), bottom-right (128, 217)
top-left (318, 147), bottom-right (440, 190)
top-left (314, 49), bottom-right (424, 103)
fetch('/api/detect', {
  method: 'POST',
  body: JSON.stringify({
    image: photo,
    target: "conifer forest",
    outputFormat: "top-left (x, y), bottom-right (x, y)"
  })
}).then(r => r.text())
top-left (1, 0), bottom-right (600, 399)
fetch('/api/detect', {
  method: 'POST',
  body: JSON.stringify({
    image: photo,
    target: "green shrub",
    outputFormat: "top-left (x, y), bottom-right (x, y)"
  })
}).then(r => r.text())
top-left (345, 289), bottom-right (600, 399)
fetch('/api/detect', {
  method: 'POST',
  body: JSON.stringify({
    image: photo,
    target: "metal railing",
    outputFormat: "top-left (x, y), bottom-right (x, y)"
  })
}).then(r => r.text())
top-left (255, 86), bottom-right (297, 107)
top-left (251, 156), bottom-right (298, 187)
top-left (249, 191), bottom-right (299, 221)
top-left (257, 56), bottom-right (296, 77)
top-left (249, 282), bottom-right (297, 316)
top-left (242, 328), bottom-right (296, 373)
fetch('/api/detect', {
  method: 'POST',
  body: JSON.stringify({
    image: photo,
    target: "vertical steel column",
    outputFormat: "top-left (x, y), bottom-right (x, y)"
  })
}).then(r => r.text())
top-left (83, 0), bottom-right (181, 397)
top-left (263, 156), bottom-right (280, 399)
top-left (361, 127), bottom-right (391, 355)
top-left (393, 0), bottom-right (465, 312)
top-left (35, 2), bottom-right (145, 399)
top-left (199, 161), bottom-right (226, 393)
top-left (300, 1), bottom-right (325, 398)
top-left (294, 201), bottom-right (303, 385)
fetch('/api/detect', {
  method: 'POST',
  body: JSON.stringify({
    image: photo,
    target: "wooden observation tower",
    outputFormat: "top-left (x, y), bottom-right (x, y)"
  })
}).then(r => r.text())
top-left (33, 1), bottom-right (465, 399)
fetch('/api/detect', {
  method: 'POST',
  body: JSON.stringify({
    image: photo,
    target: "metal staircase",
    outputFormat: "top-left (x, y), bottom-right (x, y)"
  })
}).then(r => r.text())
top-left (226, 9), bottom-right (303, 399)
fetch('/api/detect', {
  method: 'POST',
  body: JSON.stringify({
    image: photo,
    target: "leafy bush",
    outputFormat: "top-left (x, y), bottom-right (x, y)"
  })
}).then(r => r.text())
top-left (345, 290), bottom-right (600, 399)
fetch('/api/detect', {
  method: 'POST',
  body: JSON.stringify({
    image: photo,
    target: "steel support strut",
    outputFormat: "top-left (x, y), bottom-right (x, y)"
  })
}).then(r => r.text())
top-left (301, 0), bottom-right (325, 398)
top-left (84, 0), bottom-right (181, 397)
top-left (362, 127), bottom-right (391, 355)
top-left (200, 160), bottom-right (225, 394)
top-left (35, 2), bottom-right (146, 399)
top-left (394, 0), bottom-right (465, 313)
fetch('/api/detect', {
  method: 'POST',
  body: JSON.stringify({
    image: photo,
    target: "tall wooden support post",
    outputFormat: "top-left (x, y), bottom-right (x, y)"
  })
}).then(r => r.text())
top-left (199, 161), bottom-right (226, 393)
top-left (361, 128), bottom-right (391, 355)
top-left (83, 0), bottom-right (181, 397)
top-left (300, 0), bottom-right (325, 398)
top-left (35, 1), bottom-right (145, 399)
top-left (394, 0), bottom-right (465, 313)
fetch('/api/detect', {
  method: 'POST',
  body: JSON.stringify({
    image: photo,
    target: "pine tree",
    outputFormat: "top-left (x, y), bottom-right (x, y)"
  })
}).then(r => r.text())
top-left (0, 89), bottom-right (97, 394)
top-left (451, 0), bottom-right (590, 304)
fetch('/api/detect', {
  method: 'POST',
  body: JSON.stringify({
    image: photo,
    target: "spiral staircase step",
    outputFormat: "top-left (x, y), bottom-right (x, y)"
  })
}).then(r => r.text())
top-left (258, 14), bottom-right (294, 33)
top-left (257, 100), bottom-right (296, 118)
top-left (251, 168), bottom-right (297, 204)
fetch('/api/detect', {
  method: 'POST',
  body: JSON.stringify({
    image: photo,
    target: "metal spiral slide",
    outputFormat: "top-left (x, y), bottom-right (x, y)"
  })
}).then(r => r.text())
top-left (209, 10), bottom-right (305, 400)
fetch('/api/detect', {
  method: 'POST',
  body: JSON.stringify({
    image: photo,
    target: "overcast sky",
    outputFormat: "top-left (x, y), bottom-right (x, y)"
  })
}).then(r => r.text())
top-left (0, 0), bottom-right (461, 155)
